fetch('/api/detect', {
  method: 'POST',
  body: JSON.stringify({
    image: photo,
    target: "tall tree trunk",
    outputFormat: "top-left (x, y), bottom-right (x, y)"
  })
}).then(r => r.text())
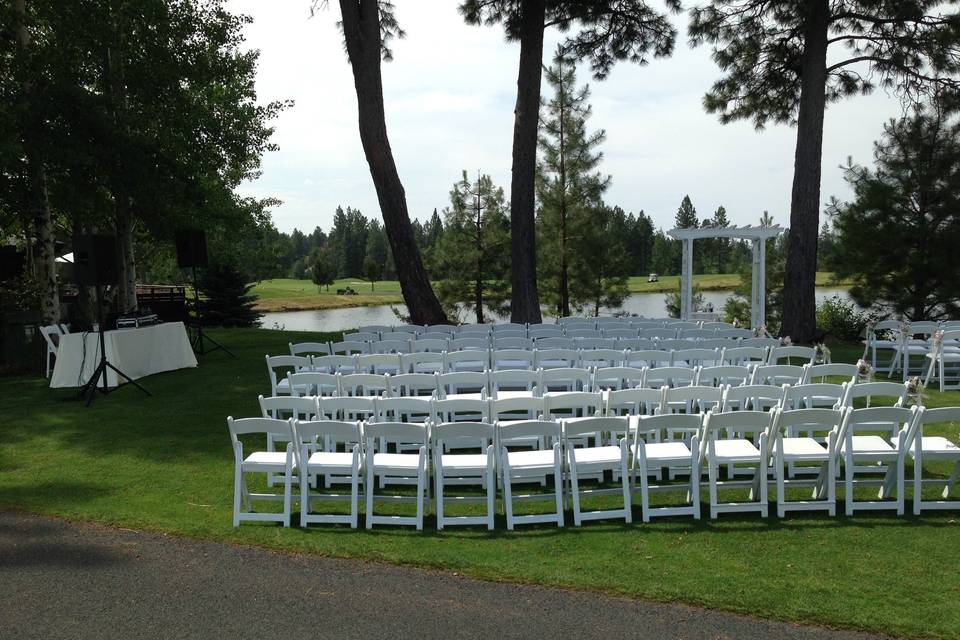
top-left (474, 188), bottom-right (484, 324)
top-left (509, 0), bottom-right (545, 324)
top-left (557, 56), bottom-right (570, 318)
top-left (15, 0), bottom-right (60, 326)
top-left (782, 0), bottom-right (828, 342)
top-left (115, 202), bottom-right (137, 310)
top-left (339, 0), bottom-right (447, 325)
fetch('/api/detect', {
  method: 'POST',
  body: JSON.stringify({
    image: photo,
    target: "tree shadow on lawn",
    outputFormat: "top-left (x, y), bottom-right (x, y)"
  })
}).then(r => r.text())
top-left (0, 513), bottom-right (128, 570)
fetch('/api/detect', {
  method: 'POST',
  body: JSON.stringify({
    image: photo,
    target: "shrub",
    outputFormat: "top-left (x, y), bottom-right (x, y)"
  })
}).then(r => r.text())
top-left (816, 295), bottom-right (872, 341)
top-left (197, 264), bottom-right (263, 328)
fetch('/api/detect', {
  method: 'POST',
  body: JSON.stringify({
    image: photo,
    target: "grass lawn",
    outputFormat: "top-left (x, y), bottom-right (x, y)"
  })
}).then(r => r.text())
top-left (252, 272), bottom-right (850, 312)
top-left (2, 328), bottom-right (958, 639)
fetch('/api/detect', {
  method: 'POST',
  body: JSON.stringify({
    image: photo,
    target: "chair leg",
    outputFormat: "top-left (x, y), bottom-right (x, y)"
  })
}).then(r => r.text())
top-left (486, 466), bottom-right (495, 531)
top-left (503, 471), bottom-right (515, 531)
top-left (300, 464), bottom-right (310, 528)
top-left (708, 457), bottom-right (718, 519)
top-left (638, 455), bottom-right (650, 523)
top-left (282, 465), bottom-right (292, 528)
top-left (776, 449), bottom-right (786, 518)
top-left (914, 449), bottom-right (922, 516)
top-left (554, 459), bottom-right (565, 528)
top-left (365, 464), bottom-right (375, 530)
top-left (845, 452), bottom-right (854, 516)
top-left (415, 465), bottom-right (425, 531)
top-left (896, 454), bottom-right (905, 516)
top-left (350, 465), bottom-right (359, 529)
top-left (435, 466), bottom-right (444, 531)
top-left (620, 453), bottom-right (632, 524)
top-left (569, 454), bottom-right (582, 527)
top-left (233, 464), bottom-right (242, 527)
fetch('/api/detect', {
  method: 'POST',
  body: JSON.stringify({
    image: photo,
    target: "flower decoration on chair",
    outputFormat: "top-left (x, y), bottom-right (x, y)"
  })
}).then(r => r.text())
top-left (856, 358), bottom-right (874, 383)
top-left (755, 324), bottom-right (770, 338)
top-left (782, 336), bottom-right (793, 346)
top-left (815, 343), bottom-right (832, 364)
top-left (905, 376), bottom-right (925, 406)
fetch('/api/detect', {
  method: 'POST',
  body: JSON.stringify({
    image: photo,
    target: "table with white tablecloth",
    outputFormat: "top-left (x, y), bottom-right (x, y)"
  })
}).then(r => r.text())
top-left (49, 322), bottom-right (197, 389)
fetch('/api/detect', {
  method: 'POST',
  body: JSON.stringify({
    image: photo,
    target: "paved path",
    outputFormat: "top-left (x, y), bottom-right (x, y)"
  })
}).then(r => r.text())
top-left (0, 512), bottom-right (888, 640)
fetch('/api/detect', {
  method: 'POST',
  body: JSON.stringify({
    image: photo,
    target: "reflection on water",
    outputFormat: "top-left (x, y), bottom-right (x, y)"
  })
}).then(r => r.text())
top-left (261, 288), bottom-right (853, 333)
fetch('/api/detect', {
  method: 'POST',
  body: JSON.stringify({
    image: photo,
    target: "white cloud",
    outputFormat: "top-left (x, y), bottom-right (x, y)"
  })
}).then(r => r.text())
top-left (228, 0), bottom-right (903, 234)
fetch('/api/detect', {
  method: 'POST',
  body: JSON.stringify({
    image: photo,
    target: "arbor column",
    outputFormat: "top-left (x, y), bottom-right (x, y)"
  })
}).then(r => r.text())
top-left (750, 238), bottom-right (767, 329)
top-left (681, 238), bottom-right (693, 320)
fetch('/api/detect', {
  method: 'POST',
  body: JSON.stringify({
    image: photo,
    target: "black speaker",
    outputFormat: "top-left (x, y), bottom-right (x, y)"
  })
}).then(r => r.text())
top-left (174, 228), bottom-right (208, 268)
top-left (0, 246), bottom-right (25, 280)
top-left (74, 235), bottom-right (119, 286)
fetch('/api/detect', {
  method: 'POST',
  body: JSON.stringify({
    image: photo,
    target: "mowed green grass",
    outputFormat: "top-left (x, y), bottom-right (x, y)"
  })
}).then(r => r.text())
top-left (2, 329), bottom-right (959, 638)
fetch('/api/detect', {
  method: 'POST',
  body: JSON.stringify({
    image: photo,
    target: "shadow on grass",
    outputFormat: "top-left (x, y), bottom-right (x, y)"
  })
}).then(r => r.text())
top-left (0, 514), bottom-right (127, 570)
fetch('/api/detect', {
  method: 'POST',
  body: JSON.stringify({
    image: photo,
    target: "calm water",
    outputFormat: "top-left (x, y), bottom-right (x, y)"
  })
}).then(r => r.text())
top-left (261, 288), bottom-right (853, 333)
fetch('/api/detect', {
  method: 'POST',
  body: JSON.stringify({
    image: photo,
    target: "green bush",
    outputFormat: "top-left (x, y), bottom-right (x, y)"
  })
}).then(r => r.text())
top-left (816, 295), bottom-right (873, 341)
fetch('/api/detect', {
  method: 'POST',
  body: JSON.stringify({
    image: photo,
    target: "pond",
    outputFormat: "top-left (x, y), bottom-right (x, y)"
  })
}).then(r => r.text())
top-left (261, 288), bottom-right (853, 333)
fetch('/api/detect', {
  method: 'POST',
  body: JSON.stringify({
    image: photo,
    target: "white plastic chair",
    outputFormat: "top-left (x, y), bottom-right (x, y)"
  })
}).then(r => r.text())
top-left (257, 394), bottom-right (321, 487)
top-left (534, 347), bottom-right (580, 369)
top-left (289, 341), bottom-right (331, 357)
top-left (803, 363), bottom-right (857, 384)
top-left (286, 372), bottom-right (340, 397)
top-left (388, 372), bottom-right (438, 397)
top-left (409, 338), bottom-right (449, 353)
top-left (338, 373), bottom-right (391, 399)
top-left (592, 366), bottom-right (645, 391)
top-left (39, 325), bottom-right (61, 378)
top-left (294, 419), bottom-right (363, 528)
top-left (905, 406), bottom-right (960, 514)
top-left (498, 419), bottom-right (564, 530)
top-left (751, 364), bottom-right (806, 387)
top-left (721, 384), bottom-right (785, 412)
top-left (539, 367), bottom-right (590, 393)
top-left (924, 329), bottom-right (960, 391)
top-left (364, 421), bottom-right (429, 530)
top-left (563, 416), bottom-right (632, 525)
top-left (489, 369), bottom-right (540, 399)
top-left (720, 346), bottom-right (769, 366)
top-left (767, 345), bottom-right (816, 366)
top-left (696, 365), bottom-right (751, 387)
top-left (437, 371), bottom-right (488, 400)
top-left (641, 366), bottom-right (696, 389)
top-left (312, 354), bottom-right (358, 374)
top-left (662, 385), bottom-right (723, 415)
top-left (862, 320), bottom-right (903, 373)
top-left (631, 413), bottom-right (702, 522)
top-left (433, 421), bottom-right (496, 530)
top-left (891, 321), bottom-right (939, 381)
top-left (356, 353), bottom-right (403, 375)
top-left (771, 407), bottom-right (843, 517)
top-left (401, 351), bottom-right (443, 374)
top-left (699, 410), bottom-right (773, 518)
top-left (434, 397), bottom-right (489, 424)
top-left (491, 348), bottom-right (535, 371)
top-left (265, 355), bottom-right (312, 396)
top-left (444, 349), bottom-right (489, 373)
top-left (228, 417), bottom-right (296, 527)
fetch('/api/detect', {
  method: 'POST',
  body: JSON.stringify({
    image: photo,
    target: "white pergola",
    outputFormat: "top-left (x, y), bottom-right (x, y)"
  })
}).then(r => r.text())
top-left (667, 225), bottom-right (785, 327)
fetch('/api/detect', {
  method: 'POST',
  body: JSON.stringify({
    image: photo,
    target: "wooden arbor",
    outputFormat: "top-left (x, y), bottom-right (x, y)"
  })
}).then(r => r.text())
top-left (667, 225), bottom-right (784, 327)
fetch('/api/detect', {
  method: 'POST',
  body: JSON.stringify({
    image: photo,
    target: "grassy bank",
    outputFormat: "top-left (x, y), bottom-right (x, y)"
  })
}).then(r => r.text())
top-left (1, 327), bottom-right (958, 639)
top-left (253, 272), bottom-right (850, 313)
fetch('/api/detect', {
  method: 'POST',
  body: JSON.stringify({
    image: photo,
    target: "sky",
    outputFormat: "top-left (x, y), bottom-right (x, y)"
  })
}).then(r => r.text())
top-left (226, 0), bottom-right (908, 235)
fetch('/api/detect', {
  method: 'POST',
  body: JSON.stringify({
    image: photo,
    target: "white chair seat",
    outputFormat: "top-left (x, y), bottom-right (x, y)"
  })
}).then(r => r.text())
top-left (243, 451), bottom-right (292, 470)
top-left (712, 439), bottom-right (761, 462)
top-left (439, 453), bottom-right (489, 471)
top-left (506, 449), bottom-right (556, 469)
top-left (929, 351), bottom-right (960, 362)
top-left (633, 441), bottom-right (692, 464)
top-left (570, 445), bottom-right (621, 465)
top-left (495, 390), bottom-right (536, 400)
top-left (844, 435), bottom-right (896, 455)
top-left (306, 451), bottom-right (356, 470)
top-left (908, 436), bottom-right (960, 457)
top-left (372, 452), bottom-right (422, 470)
top-left (777, 437), bottom-right (829, 461)
top-left (444, 392), bottom-right (485, 401)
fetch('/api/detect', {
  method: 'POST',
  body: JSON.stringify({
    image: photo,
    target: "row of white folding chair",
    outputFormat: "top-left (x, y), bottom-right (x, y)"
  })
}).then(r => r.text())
top-left (864, 320), bottom-right (956, 380)
top-left (923, 329), bottom-right (960, 391)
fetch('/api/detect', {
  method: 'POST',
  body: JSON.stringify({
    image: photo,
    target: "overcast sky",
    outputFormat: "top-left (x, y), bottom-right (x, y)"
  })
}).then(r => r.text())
top-left (226, 0), bottom-right (907, 235)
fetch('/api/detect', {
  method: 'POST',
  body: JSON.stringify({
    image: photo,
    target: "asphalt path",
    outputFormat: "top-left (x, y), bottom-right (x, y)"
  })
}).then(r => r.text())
top-left (0, 512), bottom-right (890, 640)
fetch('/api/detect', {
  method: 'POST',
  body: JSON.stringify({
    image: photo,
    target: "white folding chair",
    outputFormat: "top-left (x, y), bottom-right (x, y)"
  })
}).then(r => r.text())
top-left (498, 419), bottom-right (564, 530)
top-left (720, 346), bottom-right (769, 366)
top-left (434, 397), bottom-right (489, 424)
top-left (294, 419), bottom-right (363, 528)
top-left (228, 417), bottom-right (296, 527)
top-left (699, 410), bottom-right (773, 518)
top-left (768, 345), bottom-right (816, 366)
top-left (906, 407), bottom-right (960, 514)
top-left (389, 372), bottom-right (438, 397)
top-left (265, 355), bottom-right (312, 396)
top-left (563, 416), bottom-right (632, 525)
top-left (803, 363), bottom-right (858, 384)
top-left (401, 351), bottom-right (444, 374)
top-left (286, 371), bottom-right (340, 398)
top-left (891, 321), bottom-right (939, 381)
top-left (839, 406), bottom-right (918, 515)
top-left (842, 380), bottom-right (909, 409)
top-left (592, 366), bottom-right (645, 391)
top-left (771, 408), bottom-right (844, 517)
top-left (696, 365), bottom-right (751, 387)
top-left (751, 364), bottom-right (806, 387)
top-left (861, 319), bottom-right (903, 373)
top-left (356, 353), bottom-right (403, 375)
top-left (489, 369), bottom-right (540, 399)
top-left (433, 421), bottom-right (496, 530)
top-left (374, 396), bottom-right (433, 424)
top-left (662, 385), bottom-right (723, 415)
top-left (543, 391), bottom-right (604, 422)
top-left (924, 329), bottom-right (960, 392)
top-left (338, 373), bottom-right (391, 399)
top-left (289, 341), bottom-right (331, 357)
top-left (721, 384), bottom-right (785, 412)
top-left (364, 421), bottom-right (429, 530)
top-left (539, 367), bottom-right (590, 393)
top-left (444, 349), bottom-right (489, 372)
top-left (437, 371), bottom-right (488, 400)
top-left (631, 413), bottom-right (702, 522)
top-left (534, 347), bottom-right (581, 369)
top-left (257, 394), bottom-right (320, 486)
top-left (641, 366), bottom-right (696, 389)
top-left (491, 348), bottom-right (535, 371)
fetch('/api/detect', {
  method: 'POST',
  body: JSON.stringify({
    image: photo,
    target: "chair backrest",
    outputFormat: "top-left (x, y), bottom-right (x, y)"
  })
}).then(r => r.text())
top-left (543, 391), bottom-right (603, 419)
top-left (318, 396), bottom-right (376, 421)
top-left (716, 328), bottom-right (753, 339)
top-left (669, 321), bottom-right (701, 331)
top-left (311, 354), bottom-right (357, 374)
top-left (539, 367), bottom-right (590, 393)
top-left (401, 351), bottom-right (444, 373)
top-left (39, 325), bottom-right (61, 353)
top-left (602, 328), bottom-right (637, 339)
top-left (615, 338), bottom-right (656, 351)
top-left (342, 332), bottom-right (379, 343)
top-left (579, 348), bottom-right (626, 368)
top-left (380, 331), bottom-right (417, 341)
top-left (634, 413), bottom-right (701, 446)
top-left (433, 397), bottom-right (489, 422)
top-left (576, 338), bottom-right (618, 350)
top-left (493, 330), bottom-right (529, 340)
top-left (803, 363), bottom-right (857, 384)
top-left (425, 324), bottom-right (457, 334)
top-left (492, 322), bottom-right (526, 333)
top-left (721, 384), bottom-right (785, 411)
top-left (721, 346), bottom-right (769, 365)
top-left (658, 339), bottom-right (700, 352)
top-left (624, 349), bottom-right (671, 368)
top-left (227, 417), bottom-right (293, 455)
top-left (838, 405), bottom-right (918, 444)
top-left (751, 364), bottom-right (806, 386)
top-left (535, 337), bottom-right (576, 350)
top-left (258, 394), bottom-right (321, 420)
top-left (768, 345), bottom-right (816, 365)
top-left (355, 353), bottom-right (403, 374)
top-left (842, 381), bottom-right (908, 408)
top-left (456, 324), bottom-right (492, 335)
top-left (432, 421), bottom-right (495, 452)
top-left (563, 416), bottom-right (628, 443)
top-left (444, 349), bottom-right (490, 372)
top-left (364, 421), bottom-right (427, 451)
top-left (529, 329), bottom-right (565, 340)
top-left (566, 329), bottom-right (602, 339)
top-left (743, 337), bottom-right (779, 348)
top-left (374, 396), bottom-right (433, 423)
top-left (449, 337), bottom-right (490, 351)
top-left (696, 365), bottom-right (751, 387)
top-left (491, 349), bottom-right (536, 370)
top-left (389, 372), bottom-right (438, 397)
top-left (370, 339), bottom-right (409, 354)
top-left (489, 369), bottom-right (540, 397)
top-left (330, 340), bottom-right (369, 355)
top-left (678, 328), bottom-right (716, 339)
top-left (640, 328), bottom-right (676, 339)
top-left (606, 387), bottom-right (664, 416)
top-left (700, 409), bottom-right (774, 461)
top-left (662, 385), bottom-right (723, 414)
top-left (410, 338), bottom-right (449, 352)
top-left (592, 366), bottom-right (645, 391)
top-left (293, 419), bottom-right (361, 453)
top-left (492, 337), bottom-right (533, 350)
top-left (534, 348), bottom-right (581, 369)
top-left (641, 366), bottom-right (696, 389)
top-left (781, 383), bottom-right (847, 410)
top-left (289, 341), bottom-right (331, 357)
top-left (286, 372), bottom-right (340, 397)
top-left (437, 371), bottom-right (488, 397)
top-left (265, 355), bottom-right (312, 394)
top-left (497, 419), bottom-right (560, 448)
top-left (488, 396), bottom-right (544, 421)
top-left (905, 321), bottom-right (939, 338)
top-left (671, 348), bottom-right (720, 367)
top-left (58, 323), bottom-right (70, 335)
top-left (911, 406), bottom-right (960, 451)
top-left (359, 324), bottom-right (391, 335)
top-left (338, 373), bottom-right (391, 397)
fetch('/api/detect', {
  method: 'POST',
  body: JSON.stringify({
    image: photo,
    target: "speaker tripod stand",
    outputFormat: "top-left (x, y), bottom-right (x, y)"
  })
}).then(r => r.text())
top-left (79, 284), bottom-right (151, 407)
top-left (188, 265), bottom-right (234, 357)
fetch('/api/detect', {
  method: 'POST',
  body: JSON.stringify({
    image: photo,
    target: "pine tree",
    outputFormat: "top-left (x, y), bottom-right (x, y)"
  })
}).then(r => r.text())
top-left (675, 195), bottom-right (698, 229)
top-left (712, 205), bottom-right (730, 273)
top-left (433, 171), bottom-right (511, 323)
top-left (198, 264), bottom-right (262, 328)
top-left (689, 1), bottom-right (960, 341)
top-left (569, 204), bottom-right (630, 316)
top-left (536, 47), bottom-right (610, 317)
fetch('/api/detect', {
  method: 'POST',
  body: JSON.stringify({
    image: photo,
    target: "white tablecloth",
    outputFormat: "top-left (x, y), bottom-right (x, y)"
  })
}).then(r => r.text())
top-left (50, 322), bottom-right (198, 388)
